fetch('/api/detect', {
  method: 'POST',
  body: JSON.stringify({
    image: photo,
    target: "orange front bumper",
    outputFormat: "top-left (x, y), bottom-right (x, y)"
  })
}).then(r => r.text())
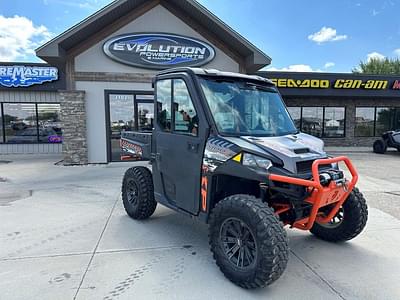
top-left (269, 156), bottom-right (358, 230)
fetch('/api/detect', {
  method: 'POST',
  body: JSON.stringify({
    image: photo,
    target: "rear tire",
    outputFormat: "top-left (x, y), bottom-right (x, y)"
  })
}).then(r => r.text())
top-left (310, 187), bottom-right (368, 242)
top-left (122, 166), bottom-right (157, 220)
top-left (209, 195), bottom-right (289, 289)
top-left (373, 139), bottom-right (386, 154)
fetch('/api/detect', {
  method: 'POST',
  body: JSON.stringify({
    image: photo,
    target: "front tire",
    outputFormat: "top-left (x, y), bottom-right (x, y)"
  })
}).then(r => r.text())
top-left (209, 195), bottom-right (289, 289)
top-left (373, 139), bottom-right (386, 154)
top-left (310, 187), bottom-right (368, 242)
top-left (122, 166), bottom-right (157, 220)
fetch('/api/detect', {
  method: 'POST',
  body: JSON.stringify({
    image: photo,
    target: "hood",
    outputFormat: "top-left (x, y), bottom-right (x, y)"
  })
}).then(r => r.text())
top-left (240, 133), bottom-right (326, 173)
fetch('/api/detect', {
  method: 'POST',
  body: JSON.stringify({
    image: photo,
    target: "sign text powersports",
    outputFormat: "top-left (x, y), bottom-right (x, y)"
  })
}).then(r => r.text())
top-left (271, 78), bottom-right (400, 90)
top-left (103, 33), bottom-right (215, 69)
top-left (0, 65), bottom-right (58, 88)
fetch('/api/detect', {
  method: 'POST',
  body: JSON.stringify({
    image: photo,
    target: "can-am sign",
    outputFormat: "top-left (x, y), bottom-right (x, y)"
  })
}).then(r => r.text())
top-left (0, 65), bottom-right (58, 87)
top-left (103, 33), bottom-right (215, 69)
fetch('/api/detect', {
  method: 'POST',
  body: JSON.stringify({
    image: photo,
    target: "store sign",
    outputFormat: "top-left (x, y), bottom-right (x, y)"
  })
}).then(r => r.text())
top-left (0, 65), bottom-right (58, 87)
top-left (103, 33), bottom-right (215, 69)
top-left (271, 78), bottom-right (399, 90)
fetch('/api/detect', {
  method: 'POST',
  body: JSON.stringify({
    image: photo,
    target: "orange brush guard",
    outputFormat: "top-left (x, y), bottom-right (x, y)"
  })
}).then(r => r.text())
top-left (269, 156), bottom-right (358, 230)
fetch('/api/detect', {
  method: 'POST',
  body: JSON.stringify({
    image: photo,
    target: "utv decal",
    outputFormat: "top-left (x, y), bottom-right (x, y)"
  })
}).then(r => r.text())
top-left (202, 137), bottom-right (240, 173)
top-left (120, 139), bottom-right (143, 158)
top-left (201, 175), bottom-right (208, 212)
top-left (204, 137), bottom-right (238, 161)
top-left (232, 153), bottom-right (242, 163)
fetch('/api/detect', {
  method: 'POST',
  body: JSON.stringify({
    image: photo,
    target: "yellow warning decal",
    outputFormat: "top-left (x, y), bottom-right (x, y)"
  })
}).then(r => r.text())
top-left (232, 153), bottom-right (242, 163)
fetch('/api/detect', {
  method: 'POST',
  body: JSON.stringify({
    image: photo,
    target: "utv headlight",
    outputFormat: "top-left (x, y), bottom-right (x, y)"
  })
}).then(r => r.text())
top-left (242, 153), bottom-right (272, 170)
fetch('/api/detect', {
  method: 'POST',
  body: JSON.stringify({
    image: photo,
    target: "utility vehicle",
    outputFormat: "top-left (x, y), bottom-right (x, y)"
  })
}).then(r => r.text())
top-left (373, 130), bottom-right (400, 154)
top-left (120, 68), bottom-right (368, 288)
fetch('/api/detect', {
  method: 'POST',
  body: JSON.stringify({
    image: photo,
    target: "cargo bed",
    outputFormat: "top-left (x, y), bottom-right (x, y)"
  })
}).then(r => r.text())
top-left (120, 131), bottom-right (152, 161)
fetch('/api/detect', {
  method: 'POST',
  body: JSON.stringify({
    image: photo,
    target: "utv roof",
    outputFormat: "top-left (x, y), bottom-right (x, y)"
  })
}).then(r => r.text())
top-left (158, 67), bottom-right (274, 85)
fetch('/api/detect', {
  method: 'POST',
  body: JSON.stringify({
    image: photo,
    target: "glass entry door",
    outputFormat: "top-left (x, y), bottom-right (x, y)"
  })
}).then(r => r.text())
top-left (107, 91), bottom-right (154, 162)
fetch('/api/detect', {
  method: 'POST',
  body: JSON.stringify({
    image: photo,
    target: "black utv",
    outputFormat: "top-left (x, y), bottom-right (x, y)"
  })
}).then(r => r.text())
top-left (120, 68), bottom-right (368, 288)
top-left (373, 130), bottom-right (400, 154)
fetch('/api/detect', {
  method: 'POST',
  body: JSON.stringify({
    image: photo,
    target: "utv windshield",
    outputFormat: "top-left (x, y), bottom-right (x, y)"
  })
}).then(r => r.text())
top-left (199, 78), bottom-right (298, 137)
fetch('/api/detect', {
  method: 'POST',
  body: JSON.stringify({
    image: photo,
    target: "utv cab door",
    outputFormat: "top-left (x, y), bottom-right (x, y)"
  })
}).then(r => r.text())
top-left (152, 75), bottom-right (209, 214)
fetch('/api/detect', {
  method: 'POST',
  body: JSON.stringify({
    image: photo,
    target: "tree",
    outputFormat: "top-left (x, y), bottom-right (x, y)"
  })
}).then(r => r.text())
top-left (352, 58), bottom-right (400, 75)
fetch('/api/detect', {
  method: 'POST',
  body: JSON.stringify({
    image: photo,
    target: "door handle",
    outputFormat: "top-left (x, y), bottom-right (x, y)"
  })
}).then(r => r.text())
top-left (187, 142), bottom-right (199, 153)
top-left (152, 152), bottom-right (161, 162)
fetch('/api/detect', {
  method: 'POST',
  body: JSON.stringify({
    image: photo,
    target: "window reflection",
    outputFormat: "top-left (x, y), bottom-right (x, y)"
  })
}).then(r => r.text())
top-left (4, 103), bottom-right (37, 143)
top-left (287, 107), bottom-right (301, 129)
top-left (38, 104), bottom-right (62, 143)
top-left (324, 107), bottom-right (345, 137)
top-left (137, 102), bottom-right (153, 132)
top-left (301, 107), bottom-right (323, 137)
top-left (109, 94), bottom-right (135, 139)
top-left (355, 107), bottom-right (375, 137)
top-left (173, 79), bottom-right (198, 136)
top-left (0, 104), bottom-right (3, 143)
top-left (156, 80), bottom-right (172, 131)
top-left (375, 107), bottom-right (394, 136)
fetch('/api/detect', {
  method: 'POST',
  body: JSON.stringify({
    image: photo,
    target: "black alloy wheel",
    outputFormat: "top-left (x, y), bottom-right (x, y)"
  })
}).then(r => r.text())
top-left (122, 166), bottom-right (157, 220)
top-left (209, 194), bottom-right (289, 289)
top-left (219, 217), bottom-right (257, 268)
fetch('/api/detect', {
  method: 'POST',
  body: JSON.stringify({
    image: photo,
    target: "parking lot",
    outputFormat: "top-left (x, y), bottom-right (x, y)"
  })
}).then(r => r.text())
top-left (1, 149), bottom-right (400, 300)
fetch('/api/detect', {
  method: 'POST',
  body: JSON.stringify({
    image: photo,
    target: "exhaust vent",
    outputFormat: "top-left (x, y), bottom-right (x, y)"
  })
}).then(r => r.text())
top-left (293, 148), bottom-right (310, 154)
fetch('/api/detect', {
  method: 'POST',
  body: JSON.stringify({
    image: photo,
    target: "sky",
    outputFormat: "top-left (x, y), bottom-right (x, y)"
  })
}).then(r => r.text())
top-left (0, 0), bottom-right (399, 73)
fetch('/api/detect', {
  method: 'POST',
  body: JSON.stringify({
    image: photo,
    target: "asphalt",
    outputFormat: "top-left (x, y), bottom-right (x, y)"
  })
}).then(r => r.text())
top-left (0, 150), bottom-right (399, 300)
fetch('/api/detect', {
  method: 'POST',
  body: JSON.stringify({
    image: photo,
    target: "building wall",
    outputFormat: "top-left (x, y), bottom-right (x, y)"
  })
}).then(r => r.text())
top-left (0, 90), bottom-right (62, 154)
top-left (75, 81), bottom-right (152, 163)
top-left (0, 91), bottom-right (59, 103)
top-left (284, 97), bottom-right (400, 146)
top-left (74, 5), bottom-right (240, 74)
top-left (73, 4), bottom-right (242, 163)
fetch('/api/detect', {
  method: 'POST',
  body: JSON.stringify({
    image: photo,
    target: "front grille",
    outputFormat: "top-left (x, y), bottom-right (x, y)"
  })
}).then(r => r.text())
top-left (296, 160), bottom-right (330, 174)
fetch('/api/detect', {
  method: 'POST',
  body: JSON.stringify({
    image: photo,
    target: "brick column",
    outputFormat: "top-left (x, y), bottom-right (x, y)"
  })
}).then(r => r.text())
top-left (59, 91), bottom-right (88, 165)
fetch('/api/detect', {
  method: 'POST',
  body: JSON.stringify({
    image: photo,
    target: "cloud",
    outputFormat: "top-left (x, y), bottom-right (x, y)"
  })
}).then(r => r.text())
top-left (267, 64), bottom-right (322, 72)
top-left (394, 48), bottom-right (400, 57)
top-left (372, 9), bottom-right (380, 16)
top-left (324, 62), bottom-right (335, 68)
top-left (367, 52), bottom-right (385, 62)
top-left (43, 0), bottom-right (107, 10)
top-left (308, 27), bottom-right (348, 44)
top-left (0, 15), bottom-right (52, 62)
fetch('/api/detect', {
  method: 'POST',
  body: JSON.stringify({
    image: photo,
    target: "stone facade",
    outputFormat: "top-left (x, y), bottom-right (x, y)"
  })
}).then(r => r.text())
top-left (284, 97), bottom-right (399, 146)
top-left (59, 91), bottom-right (87, 164)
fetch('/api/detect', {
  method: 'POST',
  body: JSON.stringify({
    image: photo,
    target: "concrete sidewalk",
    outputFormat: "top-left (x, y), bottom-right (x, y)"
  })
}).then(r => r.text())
top-left (1, 155), bottom-right (400, 299)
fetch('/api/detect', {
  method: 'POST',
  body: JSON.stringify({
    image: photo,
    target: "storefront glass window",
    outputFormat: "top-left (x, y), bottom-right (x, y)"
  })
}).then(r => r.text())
top-left (0, 104), bottom-right (3, 143)
top-left (301, 107), bottom-right (323, 137)
top-left (375, 107), bottom-right (394, 135)
top-left (287, 107), bottom-right (301, 129)
top-left (355, 107), bottom-right (375, 137)
top-left (37, 104), bottom-right (62, 143)
top-left (395, 108), bottom-right (400, 131)
top-left (3, 103), bottom-right (37, 143)
top-left (323, 107), bottom-right (345, 137)
top-left (156, 79), bottom-right (172, 131)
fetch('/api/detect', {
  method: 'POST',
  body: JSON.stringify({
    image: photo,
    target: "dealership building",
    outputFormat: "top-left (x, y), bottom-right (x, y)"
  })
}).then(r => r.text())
top-left (0, 0), bottom-right (399, 164)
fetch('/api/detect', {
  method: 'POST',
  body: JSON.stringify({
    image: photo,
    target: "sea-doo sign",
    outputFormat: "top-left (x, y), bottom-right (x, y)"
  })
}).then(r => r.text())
top-left (103, 33), bottom-right (215, 69)
top-left (0, 65), bottom-right (58, 87)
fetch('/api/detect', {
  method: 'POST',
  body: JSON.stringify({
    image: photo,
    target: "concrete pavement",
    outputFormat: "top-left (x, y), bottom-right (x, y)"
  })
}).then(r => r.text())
top-left (0, 152), bottom-right (399, 299)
